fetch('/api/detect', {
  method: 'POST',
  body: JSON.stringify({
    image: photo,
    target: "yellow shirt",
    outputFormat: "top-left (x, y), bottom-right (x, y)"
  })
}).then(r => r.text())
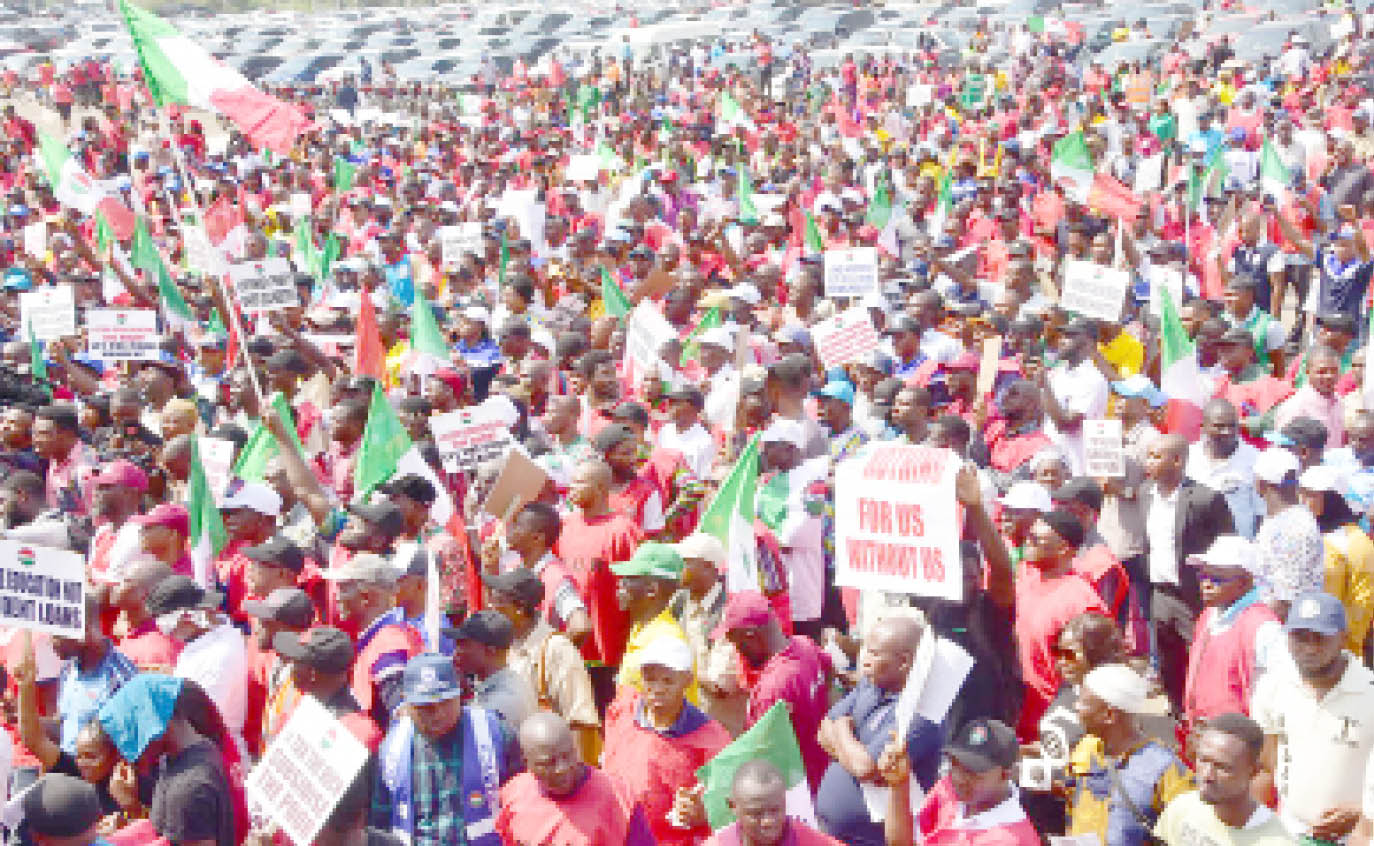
top-left (1323, 525), bottom-right (1374, 653)
top-left (617, 607), bottom-right (700, 704)
top-left (1069, 736), bottom-right (1193, 846)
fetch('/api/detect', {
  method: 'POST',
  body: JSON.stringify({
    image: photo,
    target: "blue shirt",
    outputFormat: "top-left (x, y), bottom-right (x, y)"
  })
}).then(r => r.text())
top-left (815, 679), bottom-right (944, 846)
top-left (385, 258), bottom-right (414, 306)
top-left (57, 643), bottom-right (138, 755)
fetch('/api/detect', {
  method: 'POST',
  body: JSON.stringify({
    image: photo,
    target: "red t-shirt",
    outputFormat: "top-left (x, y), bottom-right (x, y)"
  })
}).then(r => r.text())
top-left (556, 512), bottom-right (643, 667)
top-left (917, 775), bottom-right (1041, 846)
top-left (116, 621), bottom-right (183, 673)
top-left (1013, 568), bottom-right (1107, 738)
top-left (747, 636), bottom-right (831, 791)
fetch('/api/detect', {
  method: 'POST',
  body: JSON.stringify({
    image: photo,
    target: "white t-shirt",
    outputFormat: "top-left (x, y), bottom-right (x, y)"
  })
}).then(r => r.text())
top-left (175, 623), bottom-right (248, 749)
top-left (1045, 360), bottom-right (1110, 476)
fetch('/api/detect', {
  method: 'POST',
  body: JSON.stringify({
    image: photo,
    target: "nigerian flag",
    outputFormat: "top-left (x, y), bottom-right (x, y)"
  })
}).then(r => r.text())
top-left (1050, 131), bottom-right (1094, 203)
top-left (680, 306), bottom-right (722, 365)
top-left (1259, 138), bottom-right (1289, 201)
top-left (696, 702), bottom-right (817, 829)
top-left (601, 266), bottom-right (632, 321)
top-left (131, 216), bottom-right (195, 327)
top-left (231, 393), bottom-right (304, 482)
top-left (334, 156), bottom-right (357, 192)
top-left (698, 435), bottom-right (760, 591)
top-left (187, 435), bottom-right (227, 588)
top-left (803, 210), bottom-right (824, 253)
top-left (716, 90), bottom-right (755, 132)
top-left (738, 164), bottom-right (759, 225)
top-left (353, 383), bottom-right (456, 530)
top-left (409, 288), bottom-right (453, 375)
top-left (926, 170), bottom-right (954, 236)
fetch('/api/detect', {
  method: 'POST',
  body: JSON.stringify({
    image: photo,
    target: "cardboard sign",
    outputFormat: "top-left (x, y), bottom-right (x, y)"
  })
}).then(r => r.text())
top-left (482, 447), bottom-right (551, 520)
top-left (975, 336), bottom-right (1002, 399)
top-left (833, 445), bottom-right (963, 601)
top-left (1083, 419), bottom-right (1125, 478)
top-left (823, 246), bottom-right (878, 298)
top-left (439, 222), bottom-right (483, 268)
top-left (199, 436), bottom-right (235, 501)
top-left (1059, 259), bottom-right (1130, 323)
top-left (431, 403), bottom-right (516, 473)
top-left (625, 301), bottom-right (678, 372)
top-left (245, 695), bottom-right (368, 846)
top-left (813, 306), bottom-right (881, 370)
top-left (229, 258), bottom-right (297, 313)
top-left (19, 286), bottom-right (76, 341)
top-left (0, 541), bottom-right (85, 637)
top-left (86, 309), bottom-right (160, 360)
top-left (22, 221), bottom-right (45, 260)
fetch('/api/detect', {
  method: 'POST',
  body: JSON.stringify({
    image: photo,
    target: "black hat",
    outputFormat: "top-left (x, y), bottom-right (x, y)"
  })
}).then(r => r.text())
top-left (241, 588), bottom-right (315, 629)
top-left (265, 349), bottom-right (310, 374)
top-left (243, 534), bottom-right (306, 574)
top-left (1063, 317), bottom-right (1097, 336)
top-left (273, 626), bottom-right (354, 674)
top-left (665, 387), bottom-right (705, 408)
top-left (948, 719), bottom-right (1018, 772)
top-left (22, 774), bottom-right (104, 837)
top-left (382, 474), bottom-right (437, 506)
top-left (444, 609), bottom-right (514, 649)
top-left (348, 500), bottom-right (406, 538)
top-left (146, 575), bottom-right (223, 617)
top-left (592, 423), bottom-right (636, 454)
top-left (480, 568), bottom-right (545, 609)
top-left (1040, 509), bottom-right (1086, 550)
top-left (1316, 312), bottom-right (1358, 335)
top-left (1052, 478), bottom-right (1104, 512)
top-left (767, 353), bottom-right (812, 382)
top-left (1218, 327), bottom-right (1253, 346)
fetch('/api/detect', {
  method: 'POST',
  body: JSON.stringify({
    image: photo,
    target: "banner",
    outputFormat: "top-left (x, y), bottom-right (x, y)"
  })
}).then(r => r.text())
top-left (1083, 419), bottom-right (1125, 477)
top-left (430, 403), bottom-right (516, 473)
top-left (86, 309), bottom-right (160, 360)
top-left (245, 696), bottom-right (369, 846)
top-left (833, 445), bottom-right (963, 600)
top-left (823, 247), bottom-right (878, 298)
top-left (1059, 259), bottom-right (1130, 323)
top-left (19, 286), bottom-right (75, 341)
top-left (0, 541), bottom-right (85, 637)
top-left (625, 301), bottom-right (678, 373)
top-left (229, 257), bottom-right (297, 313)
top-left (813, 306), bottom-right (881, 370)
top-left (439, 222), bottom-right (483, 268)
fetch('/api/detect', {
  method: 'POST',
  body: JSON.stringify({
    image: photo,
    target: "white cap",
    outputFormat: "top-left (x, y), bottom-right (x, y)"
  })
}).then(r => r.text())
top-left (698, 326), bottom-right (735, 351)
top-left (462, 305), bottom-right (489, 325)
top-left (1254, 447), bottom-right (1300, 485)
top-left (1187, 535), bottom-right (1258, 574)
top-left (761, 418), bottom-right (806, 449)
top-left (727, 283), bottom-right (761, 306)
top-left (675, 533), bottom-right (726, 570)
top-left (761, 212), bottom-right (786, 227)
top-left (221, 482), bottom-right (283, 517)
top-left (637, 637), bottom-right (693, 673)
top-left (1082, 663), bottom-right (1152, 715)
top-left (1298, 464), bottom-right (1344, 493)
top-left (999, 482), bottom-right (1052, 513)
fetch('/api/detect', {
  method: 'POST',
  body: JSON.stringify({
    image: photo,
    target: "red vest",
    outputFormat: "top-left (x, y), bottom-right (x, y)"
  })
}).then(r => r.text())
top-left (1183, 601), bottom-right (1279, 725)
top-left (496, 769), bottom-right (637, 846)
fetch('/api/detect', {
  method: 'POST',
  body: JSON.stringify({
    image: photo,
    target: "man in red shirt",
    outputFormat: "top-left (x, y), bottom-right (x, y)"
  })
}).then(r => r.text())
top-left (272, 626), bottom-right (383, 752)
top-left (556, 459), bottom-right (643, 667)
top-left (703, 760), bottom-right (843, 846)
top-left (214, 482), bottom-right (282, 623)
top-left (240, 587), bottom-right (315, 757)
top-left (111, 558), bottom-right (180, 672)
top-left (716, 591), bottom-right (831, 791)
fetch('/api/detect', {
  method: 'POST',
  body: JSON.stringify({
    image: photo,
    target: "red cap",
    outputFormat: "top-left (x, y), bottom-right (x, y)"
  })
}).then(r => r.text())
top-left (712, 591), bottom-right (776, 639)
top-left (132, 503), bottom-right (189, 536)
top-left (433, 368), bottom-right (466, 396)
top-left (90, 459), bottom-right (149, 492)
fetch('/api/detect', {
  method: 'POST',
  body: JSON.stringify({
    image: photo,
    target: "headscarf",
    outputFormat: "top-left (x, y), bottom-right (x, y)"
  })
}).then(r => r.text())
top-left (96, 674), bottom-right (183, 763)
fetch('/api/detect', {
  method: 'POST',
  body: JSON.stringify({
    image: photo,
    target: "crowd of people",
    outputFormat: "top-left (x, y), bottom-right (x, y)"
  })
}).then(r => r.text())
top-left (1, 5), bottom-right (1374, 845)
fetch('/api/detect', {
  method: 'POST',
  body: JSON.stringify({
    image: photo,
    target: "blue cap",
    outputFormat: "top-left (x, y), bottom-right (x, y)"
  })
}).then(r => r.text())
top-left (1110, 374), bottom-right (1167, 407)
top-left (401, 653), bottom-right (463, 705)
top-left (1285, 592), bottom-right (1347, 635)
top-left (8, 204), bottom-right (27, 216)
top-left (71, 352), bottom-right (105, 375)
top-left (819, 381), bottom-right (855, 405)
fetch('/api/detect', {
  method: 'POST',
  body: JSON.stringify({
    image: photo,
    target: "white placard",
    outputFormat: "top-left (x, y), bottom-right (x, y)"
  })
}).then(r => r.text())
top-left (439, 222), bottom-right (483, 268)
top-left (430, 403), bottom-right (517, 473)
top-left (86, 309), bottom-right (159, 360)
top-left (22, 221), bottom-right (45, 259)
top-left (834, 445), bottom-right (963, 601)
top-left (1134, 153), bottom-right (1163, 194)
top-left (19, 286), bottom-right (76, 341)
top-left (625, 301), bottom-right (678, 373)
top-left (813, 305), bottom-right (881, 370)
top-left (290, 192), bottom-right (312, 218)
top-left (824, 246), bottom-right (879, 298)
top-left (1147, 264), bottom-right (1185, 318)
top-left (564, 154), bottom-right (601, 182)
top-left (229, 257), bottom-right (297, 314)
top-left (1059, 259), bottom-right (1130, 323)
top-left (182, 225), bottom-right (227, 276)
top-left (1083, 419), bottom-right (1125, 478)
top-left (245, 696), bottom-right (369, 846)
top-left (906, 84), bottom-right (934, 107)
top-left (199, 436), bottom-right (235, 501)
top-left (0, 541), bottom-right (85, 637)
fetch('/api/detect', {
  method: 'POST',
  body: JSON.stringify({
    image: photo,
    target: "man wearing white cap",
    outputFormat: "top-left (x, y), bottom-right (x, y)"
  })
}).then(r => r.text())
top-left (1068, 664), bottom-right (1193, 846)
top-left (672, 533), bottom-right (747, 734)
top-left (215, 481), bottom-right (284, 624)
top-left (1296, 464), bottom-right (1374, 653)
top-left (699, 326), bottom-right (740, 431)
top-left (758, 418), bottom-right (829, 636)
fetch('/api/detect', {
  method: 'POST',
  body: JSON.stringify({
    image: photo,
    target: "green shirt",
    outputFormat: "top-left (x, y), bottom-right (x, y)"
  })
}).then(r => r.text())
top-left (1148, 113), bottom-right (1178, 143)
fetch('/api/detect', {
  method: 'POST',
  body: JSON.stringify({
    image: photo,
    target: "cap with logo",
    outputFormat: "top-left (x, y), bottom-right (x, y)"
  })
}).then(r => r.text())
top-left (402, 653), bottom-right (464, 705)
top-left (243, 535), bottom-right (306, 574)
top-left (946, 718), bottom-right (1018, 772)
top-left (1285, 592), bottom-right (1348, 636)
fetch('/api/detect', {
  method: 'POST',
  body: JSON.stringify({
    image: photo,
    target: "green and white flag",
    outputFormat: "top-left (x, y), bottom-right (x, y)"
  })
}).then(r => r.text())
top-left (231, 394), bottom-right (304, 483)
top-left (131, 216), bottom-right (195, 327)
top-left (738, 164), bottom-right (759, 226)
top-left (353, 383), bottom-right (456, 528)
top-left (37, 130), bottom-right (120, 218)
top-left (698, 435), bottom-right (760, 591)
top-left (1050, 131), bottom-right (1095, 203)
top-left (409, 288), bottom-right (453, 374)
top-left (1259, 137), bottom-right (1290, 201)
top-left (716, 91), bottom-right (755, 133)
top-left (187, 435), bottom-right (228, 588)
top-left (600, 266), bottom-right (632, 321)
top-left (696, 701), bottom-right (816, 829)
top-left (926, 170), bottom-right (954, 237)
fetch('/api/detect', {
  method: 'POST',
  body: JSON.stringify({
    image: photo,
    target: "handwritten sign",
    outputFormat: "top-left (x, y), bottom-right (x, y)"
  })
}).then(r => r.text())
top-left (229, 258), bottom-right (297, 314)
top-left (834, 445), bottom-right (963, 600)
top-left (19, 286), bottom-right (76, 341)
top-left (0, 541), bottom-right (85, 637)
top-left (245, 696), bottom-right (368, 846)
top-left (1060, 260), bottom-right (1130, 323)
top-left (1083, 419), bottom-right (1125, 477)
top-left (813, 306), bottom-right (881, 370)
top-left (86, 309), bottom-right (160, 360)
top-left (823, 246), bottom-right (879, 298)
top-left (439, 222), bottom-right (483, 268)
top-left (430, 403), bottom-right (516, 473)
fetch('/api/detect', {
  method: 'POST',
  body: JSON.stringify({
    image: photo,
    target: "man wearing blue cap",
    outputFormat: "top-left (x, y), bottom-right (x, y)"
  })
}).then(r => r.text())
top-left (1252, 592), bottom-right (1374, 840)
top-left (817, 380), bottom-right (868, 462)
top-left (373, 653), bottom-right (520, 846)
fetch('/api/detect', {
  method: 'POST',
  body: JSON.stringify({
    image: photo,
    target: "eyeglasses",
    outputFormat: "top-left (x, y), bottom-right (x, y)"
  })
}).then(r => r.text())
top-left (1197, 570), bottom-right (1246, 585)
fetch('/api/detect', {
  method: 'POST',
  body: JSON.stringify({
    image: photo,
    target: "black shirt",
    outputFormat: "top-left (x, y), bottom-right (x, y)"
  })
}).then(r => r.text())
top-left (151, 739), bottom-right (236, 846)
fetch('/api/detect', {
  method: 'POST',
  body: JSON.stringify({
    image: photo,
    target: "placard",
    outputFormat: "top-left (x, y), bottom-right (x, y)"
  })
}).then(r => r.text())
top-left (813, 306), bottom-right (881, 370)
top-left (0, 541), bottom-right (85, 637)
top-left (430, 404), bottom-right (516, 473)
top-left (22, 221), bottom-right (45, 259)
top-left (833, 445), bottom-right (963, 600)
top-left (290, 192), bottom-right (312, 218)
top-left (823, 246), bottom-right (878, 298)
top-left (86, 309), bottom-right (160, 360)
top-left (1083, 419), bottom-right (1125, 477)
top-left (625, 301), bottom-right (678, 372)
top-left (482, 447), bottom-right (551, 520)
top-left (18, 286), bottom-right (76, 341)
top-left (229, 258), bottom-right (297, 313)
top-left (199, 436), bottom-right (235, 501)
top-left (439, 222), bottom-right (483, 268)
top-left (245, 696), bottom-right (368, 846)
top-left (564, 154), bottom-right (601, 182)
top-left (1134, 154), bottom-right (1163, 194)
top-left (1147, 264), bottom-right (1185, 318)
top-left (1059, 259), bottom-right (1129, 323)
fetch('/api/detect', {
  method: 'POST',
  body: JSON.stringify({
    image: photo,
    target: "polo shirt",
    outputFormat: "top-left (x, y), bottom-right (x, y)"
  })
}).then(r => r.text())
top-left (1153, 791), bottom-right (1291, 846)
top-left (1252, 656), bottom-right (1374, 835)
top-left (749, 635), bottom-right (832, 790)
top-left (555, 511), bottom-right (643, 667)
top-left (1014, 568), bottom-right (1107, 738)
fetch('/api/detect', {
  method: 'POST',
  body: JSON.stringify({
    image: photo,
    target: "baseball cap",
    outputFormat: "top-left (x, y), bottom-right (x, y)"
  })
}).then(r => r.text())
top-left (675, 533), bottom-right (727, 570)
top-left (480, 568), bottom-right (544, 608)
top-left (145, 575), bottom-right (223, 617)
top-left (1253, 447), bottom-right (1300, 485)
top-left (241, 588), bottom-right (315, 629)
top-left (885, 315), bottom-right (919, 335)
top-left (1185, 535), bottom-right (1257, 573)
top-left (401, 653), bottom-right (464, 705)
top-left (347, 500), bottom-right (406, 538)
top-left (712, 591), bottom-right (776, 639)
top-left (818, 381), bottom-right (855, 405)
top-left (697, 326), bottom-right (735, 351)
top-left (243, 535), bottom-right (306, 574)
top-left (132, 503), bottom-right (190, 535)
top-left (946, 718), bottom-right (1018, 772)
top-left (91, 459), bottom-right (149, 492)
top-left (760, 418), bottom-right (806, 449)
top-left (319, 552), bottom-right (400, 585)
top-left (636, 637), bottom-right (693, 673)
top-left (1052, 478), bottom-right (1104, 512)
top-left (665, 387), bottom-right (705, 408)
top-left (773, 324), bottom-right (812, 348)
top-left (273, 626), bottom-right (354, 673)
top-left (22, 774), bottom-right (104, 838)
top-left (1285, 592), bottom-right (1348, 635)
top-left (998, 482), bottom-right (1052, 513)
top-left (444, 609), bottom-right (515, 649)
top-left (1297, 465), bottom-right (1344, 493)
top-left (610, 542), bottom-right (685, 580)
top-left (220, 481), bottom-right (283, 517)
top-left (1040, 509), bottom-right (1086, 549)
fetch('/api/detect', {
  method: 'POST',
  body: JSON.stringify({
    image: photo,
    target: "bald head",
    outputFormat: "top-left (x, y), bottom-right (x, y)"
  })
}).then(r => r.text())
top-left (732, 759), bottom-right (786, 798)
top-left (1154, 433), bottom-right (1187, 459)
top-left (519, 710), bottom-right (573, 751)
